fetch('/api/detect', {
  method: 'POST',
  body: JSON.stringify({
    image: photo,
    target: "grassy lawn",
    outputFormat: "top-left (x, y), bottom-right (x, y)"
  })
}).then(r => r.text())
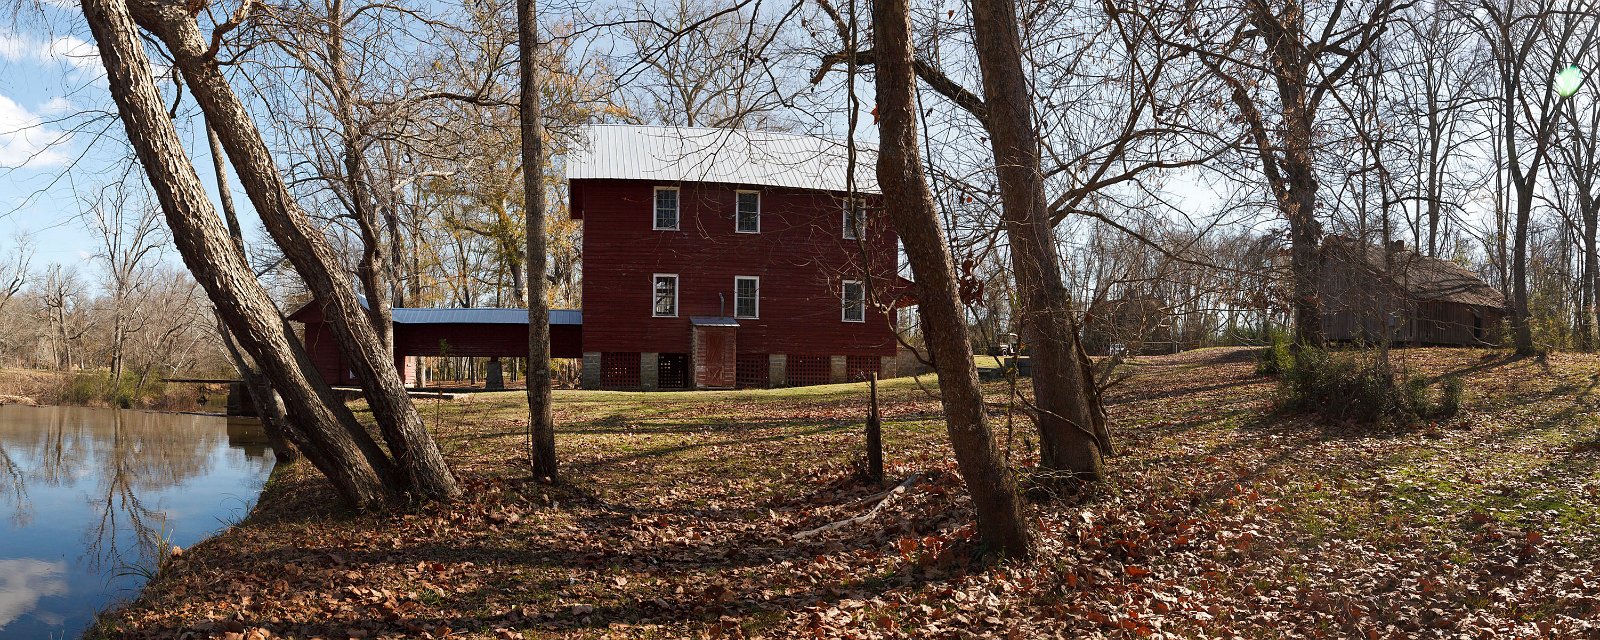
top-left (95, 347), bottom-right (1600, 638)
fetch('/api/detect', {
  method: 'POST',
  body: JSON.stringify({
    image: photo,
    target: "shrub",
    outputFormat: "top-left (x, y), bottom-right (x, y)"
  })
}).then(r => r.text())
top-left (1277, 348), bottom-right (1445, 425)
top-left (1438, 377), bottom-right (1465, 417)
top-left (1255, 331), bottom-right (1293, 376)
top-left (60, 373), bottom-right (104, 406)
top-left (51, 371), bottom-right (169, 409)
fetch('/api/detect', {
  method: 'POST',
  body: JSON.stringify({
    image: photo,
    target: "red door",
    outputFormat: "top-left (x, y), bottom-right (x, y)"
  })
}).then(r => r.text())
top-left (693, 326), bottom-right (737, 389)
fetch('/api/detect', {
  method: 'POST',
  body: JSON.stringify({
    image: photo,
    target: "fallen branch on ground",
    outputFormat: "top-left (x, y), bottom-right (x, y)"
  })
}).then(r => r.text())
top-left (793, 473), bottom-right (923, 540)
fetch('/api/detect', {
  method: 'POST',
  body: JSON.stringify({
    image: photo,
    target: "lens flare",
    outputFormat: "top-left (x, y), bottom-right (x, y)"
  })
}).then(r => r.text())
top-left (1555, 65), bottom-right (1583, 98)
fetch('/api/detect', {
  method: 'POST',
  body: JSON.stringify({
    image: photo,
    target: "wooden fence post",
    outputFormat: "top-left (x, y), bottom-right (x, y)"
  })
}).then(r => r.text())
top-left (867, 372), bottom-right (883, 483)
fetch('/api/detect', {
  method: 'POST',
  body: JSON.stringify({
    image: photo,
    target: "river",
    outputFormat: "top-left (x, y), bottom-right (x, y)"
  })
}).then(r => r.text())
top-left (0, 404), bottom-right (273, 638)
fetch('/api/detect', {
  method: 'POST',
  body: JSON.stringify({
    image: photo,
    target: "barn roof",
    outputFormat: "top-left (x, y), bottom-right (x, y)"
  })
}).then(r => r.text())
top-left (1323, 237), bottom-right (1504, 308)
top-left (566, 125), bottom-right (880, 194)
top-left (689, 316), bottom-right (740, 327)
top-left (289, 297), bottom-right (582, 325)
top-left (391, 308), bottom-right (582, 325)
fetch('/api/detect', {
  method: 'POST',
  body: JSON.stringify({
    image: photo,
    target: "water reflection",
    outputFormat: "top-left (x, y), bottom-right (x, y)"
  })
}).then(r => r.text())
top-left (0, 560), bottom-right (67, 629)
top-left (0, 405), bottom-right (273, 638)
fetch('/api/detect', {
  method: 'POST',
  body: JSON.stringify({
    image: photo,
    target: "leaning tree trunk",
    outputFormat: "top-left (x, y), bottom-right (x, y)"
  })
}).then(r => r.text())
top-left (80, 0), bottom-right (395, 508)
top-left (518, 0), bottom-right (557, 482)
top-left (206, 121), bottom-right (299, 463)
top-left (971, 0), bottom-right (1108, 482)
top-left (126, 0), bottom-right (458, 500)
top-left (209, 124), bottom-right (284, 433)
top-left (874, 0), bottom-right (1034, 558)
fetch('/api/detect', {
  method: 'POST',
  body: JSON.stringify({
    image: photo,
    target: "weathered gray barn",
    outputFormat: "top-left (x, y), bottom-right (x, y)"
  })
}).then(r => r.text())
top-left (1319, 236), bottom-right (1505, 346)
top-left (1082, 295), bottom-right (1176, 355)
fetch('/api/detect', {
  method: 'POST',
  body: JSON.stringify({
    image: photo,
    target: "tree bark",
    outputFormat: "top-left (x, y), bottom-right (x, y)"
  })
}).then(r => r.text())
top-left (1583, 236), bottom-right (1596, 352)
top-left (206, 120), bottom-right (300, 463)
top-left (1580, 167), bottom-right (1598, 352)
top-left (518, 0), bottom-right (557, 482)
top-left (873, 0), bottom-right (1034, 558)
top-left (1252, 0), bottom-right (1327, 348)
top-left (971, 0), bottom-right (1108, 481)
top-left (126, 0), bottom-right (459, 500)
top-left (1510, 181), bottom-right (1535, 354)
top-left (80, 0), bottom-right (394, 508)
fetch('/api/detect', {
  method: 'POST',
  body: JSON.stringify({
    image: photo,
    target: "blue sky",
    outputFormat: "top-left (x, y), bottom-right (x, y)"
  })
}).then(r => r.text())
top-left (0, 4), bottom-right (253, 276)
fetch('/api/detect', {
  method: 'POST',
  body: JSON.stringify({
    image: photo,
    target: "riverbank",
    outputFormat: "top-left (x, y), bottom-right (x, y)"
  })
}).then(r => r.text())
top-left (0, 404), bottom-right (275, 637)
top-left (94, 348), bottom-right (1600, 638)
top-left (0, 368), bottom-right (221, 413)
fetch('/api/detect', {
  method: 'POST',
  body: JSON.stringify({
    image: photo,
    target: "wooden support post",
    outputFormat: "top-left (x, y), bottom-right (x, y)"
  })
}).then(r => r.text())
top-left (866, 372), bottom-right (883, 484)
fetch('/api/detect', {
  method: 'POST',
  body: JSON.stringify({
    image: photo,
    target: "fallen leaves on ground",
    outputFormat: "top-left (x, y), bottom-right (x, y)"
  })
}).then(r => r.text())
top-left (95, 347), bottom-right (1600, 638)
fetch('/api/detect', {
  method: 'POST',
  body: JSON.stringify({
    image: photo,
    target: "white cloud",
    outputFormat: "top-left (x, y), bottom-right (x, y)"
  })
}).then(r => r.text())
top-left (0, 94), bottom-right (71, 169)
top-left (0, 558), bottom-right (68, 630)
top-left (45, 36), bottom-right (97, 71)
top-left (0, 32), bottom-right (26, 61)
top-left (37, 97), bottom-right (71, 115)
top-left (0, 31), bottom-right (98, 71)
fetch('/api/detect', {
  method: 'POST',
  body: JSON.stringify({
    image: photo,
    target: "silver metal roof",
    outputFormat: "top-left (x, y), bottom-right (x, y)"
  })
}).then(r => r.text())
top-left (567, 125), bottom-right (880, 194)
top-left (689, 316), bottom-right (740, 327)
top-left (388, 307), bottom-right (582, 325)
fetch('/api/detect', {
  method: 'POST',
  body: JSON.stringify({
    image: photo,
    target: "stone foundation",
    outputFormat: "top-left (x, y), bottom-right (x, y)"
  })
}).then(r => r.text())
top-left (581, 352), bottom-right (601, 389)
top-left (640, 352), bottom-right (659, 391)
top-left (768, 354), bottom-right (787, 387)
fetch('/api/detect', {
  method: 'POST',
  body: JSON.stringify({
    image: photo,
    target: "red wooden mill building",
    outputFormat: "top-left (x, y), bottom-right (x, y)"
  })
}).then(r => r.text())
top-left (289, 302), bottom-right (583, 387)
top-left (293, 125), bottom-right (906, 391)
top-left (570, 125), bottom-right (904, 390)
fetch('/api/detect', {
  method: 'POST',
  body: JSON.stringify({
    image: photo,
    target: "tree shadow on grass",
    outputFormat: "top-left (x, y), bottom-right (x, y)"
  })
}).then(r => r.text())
top-left (1105, 376), bottom-right (1264, 407)
top-left (123, 564), bottom-right (888, 639)
top-left (1422, 351), bottom-right (1525, 383)
top-left (125, 464), bottom-right (973, 639)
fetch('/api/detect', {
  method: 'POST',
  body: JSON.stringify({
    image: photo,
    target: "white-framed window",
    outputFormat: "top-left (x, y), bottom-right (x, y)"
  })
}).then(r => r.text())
top-left (843, 198), bottom-right (866, 240)
top-left (841, 279), bottom-right (866, 322)
top-left (735, 190), bottom-right (760, 233)
top-left (654, 187), bottom-right (680, 230)
top-left (653, 273), bottom-right (679, 317)
top-left (734, 276), bottom-right (759, 319)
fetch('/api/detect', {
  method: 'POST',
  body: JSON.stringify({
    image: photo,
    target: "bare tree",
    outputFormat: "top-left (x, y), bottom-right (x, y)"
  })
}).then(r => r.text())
top-left (85, 184), bottom-right (165, 382)
top-left (873, 0), bottom-right (1034, 558)
top-left (619, 0), bottom-right (792, 129)
top-left (1554, 50), bottom-right (1599, 350)
top-left (1391, 4), bottom-right (1486, 258)
top-left (1463, 0), bottom-right (1599, 354)
top-left (37, 265), bottom-right (89, 371)
top-left (971, 0), bottom-right (1111, 481)
top-left (81, 0), bottom-right (406, 508)
top-left (121, 0), bottom-right (459, 499)
top-left (1142, 0), bottom-right (1408, 347)
top-left (0, 234), bottom-right (30, 319)
top-left (518, 0), bottom-right (556, 481)
top-left (0, 234), bottom-right (35, 365)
